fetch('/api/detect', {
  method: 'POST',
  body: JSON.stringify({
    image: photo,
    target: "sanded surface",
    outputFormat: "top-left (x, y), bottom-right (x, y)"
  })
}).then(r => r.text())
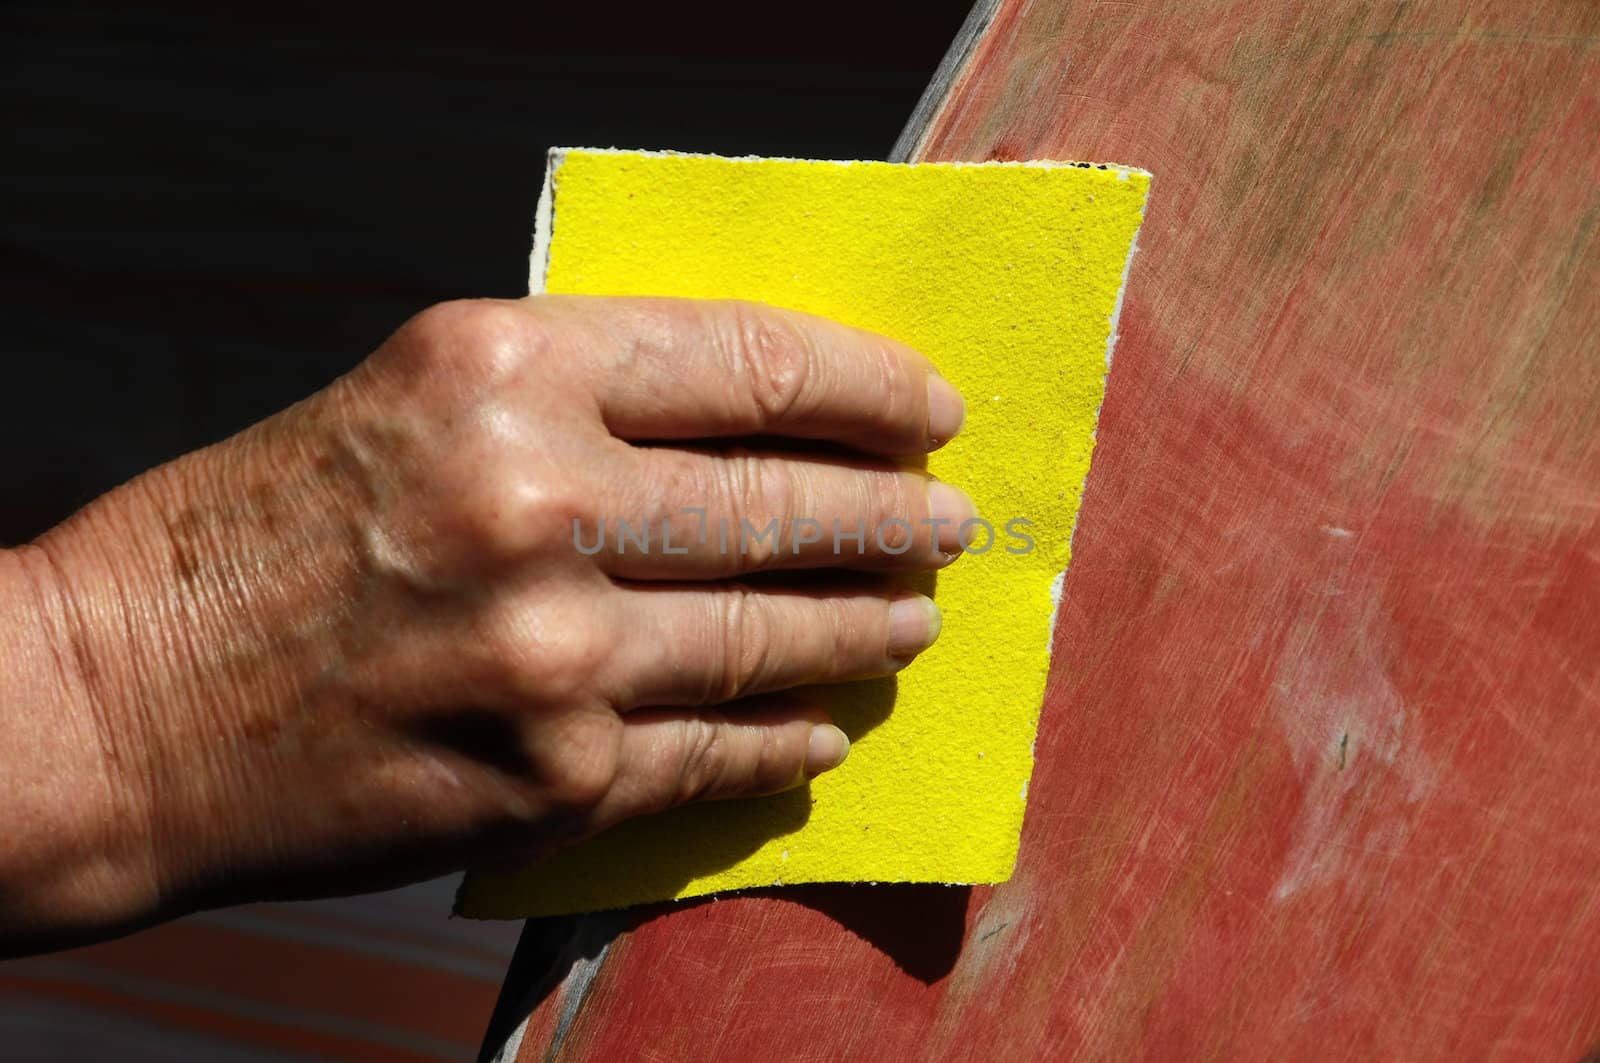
top-left (499, 1), bottom-right (1600, 1058)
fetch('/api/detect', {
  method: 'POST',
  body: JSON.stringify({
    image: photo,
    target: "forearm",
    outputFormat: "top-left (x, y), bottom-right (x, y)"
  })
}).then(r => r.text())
top-left (0, 535), bottom-right (156, 952)
top-left (0, 386), bottom-right (368, 952)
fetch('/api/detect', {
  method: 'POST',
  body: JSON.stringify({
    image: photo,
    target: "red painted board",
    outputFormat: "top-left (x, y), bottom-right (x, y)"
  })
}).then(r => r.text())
top-left (492, 1), bottom-right (1600, 1059)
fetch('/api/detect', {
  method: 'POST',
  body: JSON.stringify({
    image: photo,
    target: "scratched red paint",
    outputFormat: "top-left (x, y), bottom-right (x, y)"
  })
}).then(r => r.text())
top-left (510, 2), bottom-right (1600, 1059)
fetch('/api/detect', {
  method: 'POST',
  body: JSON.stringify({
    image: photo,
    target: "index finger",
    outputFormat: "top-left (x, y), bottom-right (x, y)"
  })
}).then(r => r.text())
top-left (533, 295), bottom-right (966, 455)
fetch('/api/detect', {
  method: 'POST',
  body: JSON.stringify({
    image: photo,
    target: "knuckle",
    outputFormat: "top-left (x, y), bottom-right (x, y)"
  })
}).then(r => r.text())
top-left (481, 604), bottom-right (612, 701)
top-left (541, 714), bottom-right (623, 812)
top-left (709, 586), bottom-right (774, 702)
top-left (539, 629), bottom-right (612, 701)
top-left (719, 452), bottom-right (793, 571)
top-left (724, 304), bottom-right (813, 426)
top-left (875, 508), bottom-right (915, 553)
top-left (505, 474), bottom-right (589, 555)
top-left (751, 724), bottom-right (790, 790)
top-left (673, 713), bottom-right (731, 804)
top-left (447, 458), bottom-right (588, 560)
top-left (824, 601), bottom-right (863, 676)
top-left (864, 470), bottom-right (913, 539)
top-left (401, 299), bottom-right (551, 387)
top-left (871, 340), bottom-right (922, 439)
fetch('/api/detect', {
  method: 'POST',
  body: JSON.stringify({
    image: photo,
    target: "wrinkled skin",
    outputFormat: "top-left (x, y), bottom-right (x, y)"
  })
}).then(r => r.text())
top-left (0, 295), bottom-right (969, 955)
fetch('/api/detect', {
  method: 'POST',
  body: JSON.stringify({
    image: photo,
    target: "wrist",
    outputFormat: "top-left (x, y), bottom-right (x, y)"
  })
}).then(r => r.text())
top-left (11, 384), bottom-right (373, 939)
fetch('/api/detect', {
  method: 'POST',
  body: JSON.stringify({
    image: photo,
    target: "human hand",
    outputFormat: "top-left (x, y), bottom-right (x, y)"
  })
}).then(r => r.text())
top-left (5, 295), bottom-right (969, 948)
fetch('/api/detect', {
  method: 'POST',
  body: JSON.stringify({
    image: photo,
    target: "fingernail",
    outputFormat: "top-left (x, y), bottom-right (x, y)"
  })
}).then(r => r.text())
top-left (927, 374), bottom-right (966, 446)
top-left (888, 595), bottom-right (942, 661)
top-left (927, 481), bottom-right (976, 555)
top-left (806, 724), bottom-right (851, 777)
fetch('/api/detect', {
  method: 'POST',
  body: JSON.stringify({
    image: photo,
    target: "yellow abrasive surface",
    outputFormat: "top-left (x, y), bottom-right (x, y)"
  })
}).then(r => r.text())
top-left (458, 148), bottom-right (1150, 918)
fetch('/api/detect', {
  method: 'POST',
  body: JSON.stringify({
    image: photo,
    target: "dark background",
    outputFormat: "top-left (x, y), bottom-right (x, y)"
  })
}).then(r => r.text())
top-left (1, 2), bottom-right (970, 1057)
top-left (3, 0), bottom-right (971, 544)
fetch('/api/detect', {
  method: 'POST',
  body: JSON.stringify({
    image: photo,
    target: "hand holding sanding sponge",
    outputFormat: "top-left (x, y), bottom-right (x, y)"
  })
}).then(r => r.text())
top-left (458, 148), bottom-right (1150, 919)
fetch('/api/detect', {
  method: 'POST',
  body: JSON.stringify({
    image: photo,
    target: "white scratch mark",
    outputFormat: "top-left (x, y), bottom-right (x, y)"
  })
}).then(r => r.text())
top-left (1270, 599), bottom-right (1437, 900)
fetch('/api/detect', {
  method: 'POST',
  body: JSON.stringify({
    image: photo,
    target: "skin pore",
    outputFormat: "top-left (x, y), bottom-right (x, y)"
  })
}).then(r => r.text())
top-left (0, 295), bottom-right (969, 957)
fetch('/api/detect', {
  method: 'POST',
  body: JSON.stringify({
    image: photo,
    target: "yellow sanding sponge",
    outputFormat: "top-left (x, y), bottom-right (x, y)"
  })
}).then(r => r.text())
top-left (457, 148), bottom-right (1150, 918)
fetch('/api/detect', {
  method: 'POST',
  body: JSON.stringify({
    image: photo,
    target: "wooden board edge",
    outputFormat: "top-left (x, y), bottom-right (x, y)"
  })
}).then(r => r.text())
top-left (888, 0), bottom-right (1002, 163)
